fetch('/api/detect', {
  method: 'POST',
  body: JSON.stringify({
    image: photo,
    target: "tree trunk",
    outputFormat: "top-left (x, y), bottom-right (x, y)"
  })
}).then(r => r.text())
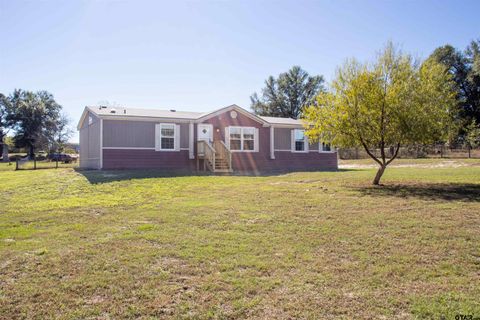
top-left (28, 145), bottom-right (35, 160)
top-left (1, 143), bottom-right (8, 162)
top-left (373, 165), bottom-right (386, 185)
top-left (468, 146), bottom-right (471, 158)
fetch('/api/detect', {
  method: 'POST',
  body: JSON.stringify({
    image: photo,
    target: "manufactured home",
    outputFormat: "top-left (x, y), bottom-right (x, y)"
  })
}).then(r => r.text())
top-left (77, 104), bottom-right (337, 172)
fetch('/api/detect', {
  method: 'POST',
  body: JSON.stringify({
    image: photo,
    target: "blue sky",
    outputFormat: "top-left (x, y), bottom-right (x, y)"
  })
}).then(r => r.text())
top-left (1, 0), bottom-right (479, 142)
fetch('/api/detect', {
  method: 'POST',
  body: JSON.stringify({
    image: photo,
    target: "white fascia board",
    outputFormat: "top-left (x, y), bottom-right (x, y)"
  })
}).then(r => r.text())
top-left (195, 104), bottom-right (269, 125)
top-left (97, 116), bottom-right (194, 123)
top-left (77, 106), bottom-right (101, 130)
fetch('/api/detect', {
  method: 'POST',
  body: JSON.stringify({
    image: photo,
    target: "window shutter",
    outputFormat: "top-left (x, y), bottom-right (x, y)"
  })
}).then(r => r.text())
top-left (155, 124), bottom-right (161, 151)
top-left (305, 135), bottom-right (309, 152)
top-left (225, 127), bottom-right (230, 149)
top-left (175, 124), bottom-right (180, 151)
top-left (291, 129), bottom-right (295, 152)
top-left (254, 128), bottom-right (259, 152)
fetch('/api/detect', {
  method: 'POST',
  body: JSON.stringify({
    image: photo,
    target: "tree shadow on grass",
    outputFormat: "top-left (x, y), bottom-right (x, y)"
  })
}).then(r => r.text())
top-left (354, 183), bottom-right (480, 202)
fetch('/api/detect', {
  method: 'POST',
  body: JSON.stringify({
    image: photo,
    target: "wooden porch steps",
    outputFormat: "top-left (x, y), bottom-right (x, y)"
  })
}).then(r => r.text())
top-left (197, 140), bottom-right (233, 173)
top-left (214, 159), bottom-right (232, 172)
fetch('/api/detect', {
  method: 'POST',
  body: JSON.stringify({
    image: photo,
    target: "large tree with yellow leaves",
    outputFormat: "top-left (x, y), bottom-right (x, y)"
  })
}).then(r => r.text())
top-left (303, 43), bottom-right (456, 185)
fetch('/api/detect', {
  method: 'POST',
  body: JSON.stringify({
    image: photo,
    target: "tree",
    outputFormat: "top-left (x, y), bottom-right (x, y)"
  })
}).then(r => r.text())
top-left (51, 113), bottom-right (74, 152)
top-left (250, 66), bottom-right (325, 119)
top-left (428, 40), bottom-right (480, 127)
top-left (6, 89), bottom-right (62, 159)
top-left (303, 43), bottom-right (456, 185)
top-left (0, 93), bottom-right (12, 161)
top-left (464, 120), bottom-right (480, 158)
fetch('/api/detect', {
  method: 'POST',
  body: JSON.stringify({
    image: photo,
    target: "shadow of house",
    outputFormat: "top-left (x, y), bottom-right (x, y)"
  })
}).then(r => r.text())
top-left (75, 167), bottom-right (346, 184)
top-left (354, 183), bottom-right (480, 202)
top-left (75, 168), bottom-right (208, 184)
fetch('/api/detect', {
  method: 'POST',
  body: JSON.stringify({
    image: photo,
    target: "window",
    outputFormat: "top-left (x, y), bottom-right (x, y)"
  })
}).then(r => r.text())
top-left (160, 124), bottom-right (175, 150)
top-left (243, 127), bottom-right (255, 151)
top-left (229, 127), bottom-right (242, 150)
top-left (229, 126), bottom-right (256, 151)
top-left (88, 116), bottom-right (93, 125)
top-left (321, 142), bottom-right (331, 152)
top-left (293, 129), bottom-right (307, 152)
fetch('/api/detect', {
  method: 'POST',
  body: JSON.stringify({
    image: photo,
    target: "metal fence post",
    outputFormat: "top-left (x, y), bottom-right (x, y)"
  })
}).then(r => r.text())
top-left (34, 154), bottom-right (37, 170)
top-left (15, 159), bottom-right (18, 170)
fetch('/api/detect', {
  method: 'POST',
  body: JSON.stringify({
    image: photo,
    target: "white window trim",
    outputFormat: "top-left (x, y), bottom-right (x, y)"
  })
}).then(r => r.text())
top-left (291, 129), bottom-right (309, 153)
top-left (155, 123), bottom-right (179, 152)
top-left (228, 126), bottom-right (258, 152)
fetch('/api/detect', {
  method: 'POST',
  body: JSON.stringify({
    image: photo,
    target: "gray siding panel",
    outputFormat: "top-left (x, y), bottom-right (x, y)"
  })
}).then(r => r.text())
top-left (274, 128), bottom-right (291, 150)
top-left (79, 111), bottom-right (101, 169)
top-left (103, 120), bottom-right (155, 148)
top-left (88, 120), bottom-right (101, 158)
top-left (103, 120), bottom-right (190, 149)
top-left (180, 123), bottom-right (189, 149)
top-left (309, 141), bottom-right (319, 151)
top-left (274, 127), bottom-right (319, 151)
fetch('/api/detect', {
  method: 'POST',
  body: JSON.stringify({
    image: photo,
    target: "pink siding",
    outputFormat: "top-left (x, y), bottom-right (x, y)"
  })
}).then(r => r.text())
top-left (200, 111), bottom-right (265, 139)
top-left (103, 149), bottom-right (194, 170)
top-left (197, 111), bottom-right (337, 172)
top-left (230, 151), bottom-right (337, 173)
top-left (198, 110), bottom-right (270, 155)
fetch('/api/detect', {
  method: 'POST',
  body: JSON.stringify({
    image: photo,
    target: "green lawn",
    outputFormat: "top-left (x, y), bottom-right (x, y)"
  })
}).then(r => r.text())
top-left (0, 161), bottom-right (479, 319)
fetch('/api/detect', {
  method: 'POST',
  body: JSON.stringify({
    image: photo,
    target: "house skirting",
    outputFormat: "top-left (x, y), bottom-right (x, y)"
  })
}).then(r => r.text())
top-left (102, 149), bottom-right (337, 172)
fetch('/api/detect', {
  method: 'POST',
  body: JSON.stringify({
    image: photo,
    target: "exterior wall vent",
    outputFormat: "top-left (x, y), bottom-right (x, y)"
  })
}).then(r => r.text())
top-left (170, 109), bottom-right (176, 112)
top-left (110, 108), bottom-right (116, 114)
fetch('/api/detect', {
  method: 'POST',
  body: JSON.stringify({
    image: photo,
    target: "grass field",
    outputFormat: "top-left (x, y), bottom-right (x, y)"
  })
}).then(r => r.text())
top-left (0, 160), bottom-right (479, 319)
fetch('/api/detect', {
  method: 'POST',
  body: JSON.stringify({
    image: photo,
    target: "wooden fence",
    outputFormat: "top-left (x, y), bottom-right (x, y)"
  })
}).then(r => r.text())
top-left (15, 156), bottom-right (78, 170)
top-left (338, 145), bottom-right (480, 160)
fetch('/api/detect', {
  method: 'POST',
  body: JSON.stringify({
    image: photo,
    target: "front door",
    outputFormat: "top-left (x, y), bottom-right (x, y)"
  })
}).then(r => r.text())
top-left (197, 124), bottom-right (213, 144)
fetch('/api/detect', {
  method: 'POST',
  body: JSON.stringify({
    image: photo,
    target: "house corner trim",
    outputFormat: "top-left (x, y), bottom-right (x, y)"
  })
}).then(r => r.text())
top-left (189, 122), bottom-right (194, 159)
top-left (99, 119), bottom-right (103, 169)
top-left (270, 126), bottom-right (275, 159)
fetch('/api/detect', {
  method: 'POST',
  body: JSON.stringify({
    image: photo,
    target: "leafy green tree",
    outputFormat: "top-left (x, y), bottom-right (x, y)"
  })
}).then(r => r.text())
top-left (464, 119), bottom-right (480, 158)
top-left (428, 40), bottom-right (480, 126)
top-left (51, 113), bottom-right (73, 152)
top-left (250, 66), bottom-right (325, 119)
top-left (3, 136), bottom-right (14, 151)
top-left (0, 93), bottom-right (12, 161)
top-left (303, 43), bottom-right (456, 185)
top-left (6, 89), bottom-right (62, 159)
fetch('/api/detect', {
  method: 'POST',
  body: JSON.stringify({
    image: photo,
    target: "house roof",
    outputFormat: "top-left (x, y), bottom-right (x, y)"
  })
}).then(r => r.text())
top-left (258, 116), bottom-right (303, 126)
top-left (88, 106), bottom-right (205, 119)
top-left (78, 104), bottom-right (305, 129)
